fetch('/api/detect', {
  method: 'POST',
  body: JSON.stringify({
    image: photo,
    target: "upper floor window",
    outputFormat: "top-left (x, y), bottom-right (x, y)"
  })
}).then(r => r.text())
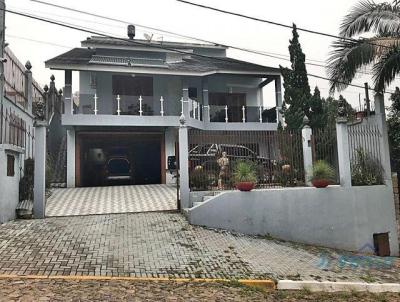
top-left (7, 154), bottom-right (15, 177)
top-left (112, 75), bottom-right (153, 96)
top-left (189, 87), bottom-right (197, 100)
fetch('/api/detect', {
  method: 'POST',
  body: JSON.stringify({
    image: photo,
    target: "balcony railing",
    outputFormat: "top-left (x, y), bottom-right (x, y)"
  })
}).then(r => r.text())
top-left (76, 94), bottom-right (180, 116)
top-left (208, 105), bottom-right (277, 123)
top-left (71, 94), bottom-right (277, 124)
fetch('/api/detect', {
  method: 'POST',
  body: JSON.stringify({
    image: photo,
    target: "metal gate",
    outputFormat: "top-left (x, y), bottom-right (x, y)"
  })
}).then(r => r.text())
top-left (188, 130), bottom-right (305, 191)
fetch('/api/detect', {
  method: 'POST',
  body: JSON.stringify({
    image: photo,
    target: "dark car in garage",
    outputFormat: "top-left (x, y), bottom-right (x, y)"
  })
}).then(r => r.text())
top-left (104, 156), bottom-right (133, 185)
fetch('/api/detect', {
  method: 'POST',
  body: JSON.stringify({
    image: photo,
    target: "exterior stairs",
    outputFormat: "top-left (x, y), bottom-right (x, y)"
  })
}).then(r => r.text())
top-left (191, 191), bottom-right (222, 208)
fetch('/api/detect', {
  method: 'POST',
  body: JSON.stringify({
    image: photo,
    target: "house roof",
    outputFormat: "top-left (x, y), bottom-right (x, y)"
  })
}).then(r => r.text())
top-left (45, 47), bottom-right (281, 76)
top-left (81, 36), bottom-right (228, 50)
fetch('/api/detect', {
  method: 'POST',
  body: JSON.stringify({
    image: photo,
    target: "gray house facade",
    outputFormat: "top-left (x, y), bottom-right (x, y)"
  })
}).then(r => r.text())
top-left (45, 33), bottom-right (283, 191)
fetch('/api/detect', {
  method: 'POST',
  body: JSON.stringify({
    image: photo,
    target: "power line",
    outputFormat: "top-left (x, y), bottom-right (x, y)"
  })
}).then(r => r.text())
top-left (29, 1), bottom-right (399, 82)
top-left (29, 1), bottom-right (332, 65)
top-left (176, 0), bottom-right (395, 50)
top-left (3, 7), bottom-right (394, 95)
top-left (6, 33), bottom-right (72, 49)
top-left (30, 0), bottom-right (214, 44)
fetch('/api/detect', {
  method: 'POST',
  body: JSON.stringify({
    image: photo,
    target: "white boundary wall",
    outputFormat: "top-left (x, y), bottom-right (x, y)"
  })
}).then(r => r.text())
top-left (188, 185), bottom-right (399, 256)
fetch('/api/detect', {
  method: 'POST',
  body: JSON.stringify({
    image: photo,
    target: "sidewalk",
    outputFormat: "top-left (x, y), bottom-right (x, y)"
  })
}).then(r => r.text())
top-left (0, 212), bottom-right (398, 282)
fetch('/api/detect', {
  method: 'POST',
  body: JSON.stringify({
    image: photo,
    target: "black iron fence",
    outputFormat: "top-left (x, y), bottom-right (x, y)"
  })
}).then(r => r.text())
top-left (0, 106), bottom-right (35, 158)
top-left (311, 127), bottom-right (339, 184)
top-left (188, 130), bottom-right (305, 191)
top-left (348, 123), bottom-right (383, 186)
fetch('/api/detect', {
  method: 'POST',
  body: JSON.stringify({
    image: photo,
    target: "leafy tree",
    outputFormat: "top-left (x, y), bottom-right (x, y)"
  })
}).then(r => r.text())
top-left (323, 95), bottom-right (355, 127)
top-left (327, 0), bottom-right (400, 93)
top-left (309, 87), bottom-right (326, 128)
top-left (280, 24), bottom-right (312, 129)
top-left (388, 87), bottom-right (400, 171)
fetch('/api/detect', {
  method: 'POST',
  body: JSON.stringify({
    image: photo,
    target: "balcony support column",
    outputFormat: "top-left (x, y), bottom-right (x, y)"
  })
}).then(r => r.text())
top-left (275, 76), bottom-right (283, 125)
top-left (202, 78), bottom-right (210, 123)
top-left (64, 70), bottom-right (73, 115)
top-left (182, 79), bottom-right (190, 118)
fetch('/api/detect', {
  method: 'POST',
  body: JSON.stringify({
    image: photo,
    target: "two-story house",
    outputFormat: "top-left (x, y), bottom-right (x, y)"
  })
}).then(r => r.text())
top-left (45, 26), bottom-right (282, 198)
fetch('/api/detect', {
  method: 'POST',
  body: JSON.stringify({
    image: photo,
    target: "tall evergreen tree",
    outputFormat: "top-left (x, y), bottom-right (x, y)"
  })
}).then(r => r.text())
top-left (280, 24), bottom-right (312, 129)
top-left (388, 87), bottom-right (400, 171)
top-left (309, 87), bottom-right (326, 128)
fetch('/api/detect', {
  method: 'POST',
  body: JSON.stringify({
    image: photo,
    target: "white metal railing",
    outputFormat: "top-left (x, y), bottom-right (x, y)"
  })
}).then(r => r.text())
top-left (188, 98), bottom-right (202, 121)
top-left (86, 94), bottom-right (174, 116)
top-left (207, 104), bottom-right (277, 123)
top-left (84, 94), bottom-right (277, 123)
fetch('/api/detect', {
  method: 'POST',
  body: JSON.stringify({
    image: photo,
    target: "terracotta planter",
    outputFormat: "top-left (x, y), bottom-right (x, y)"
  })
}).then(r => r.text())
top-left (236, 182), bottom-right (255, 192)
top-left (311, 179), bottom-right (330, 188)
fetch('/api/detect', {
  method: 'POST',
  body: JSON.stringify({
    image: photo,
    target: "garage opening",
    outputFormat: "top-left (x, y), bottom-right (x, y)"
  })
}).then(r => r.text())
top-left (76, 132), bottom-right (164, 187)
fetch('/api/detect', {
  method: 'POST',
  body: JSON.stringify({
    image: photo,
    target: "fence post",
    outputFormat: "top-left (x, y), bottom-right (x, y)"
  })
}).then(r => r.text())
top-left (336, 115), bottom-right (352, 187)
top-left (374, 93), bottom-right (393, 185)
top-left (66, 128), bottom-right (75, 188)
top-left (302, 116), bottom-right (313, 186)
top-left (33, 121), bottom-right (46, 218)
top-left (178, 114), bottom-right (190, 209)
top-left (33, 88), bottom-right (48, 218)
top-left (24, 61), bottom-right (33, 115)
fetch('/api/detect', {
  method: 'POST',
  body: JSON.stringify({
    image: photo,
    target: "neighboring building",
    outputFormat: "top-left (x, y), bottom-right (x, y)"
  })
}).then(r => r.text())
top-left (45, 27), bottom-right (283, 190)
top-left (0, 47), bottom-right (43, 223)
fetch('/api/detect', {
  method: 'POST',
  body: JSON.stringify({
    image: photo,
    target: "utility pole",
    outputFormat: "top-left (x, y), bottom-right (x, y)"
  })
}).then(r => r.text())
top-left (0, 0), bottom-right (5, 110)
top-left (364, 82), bottom-right (371, 117)
top-left (0, 0), bottom-right (5, 143)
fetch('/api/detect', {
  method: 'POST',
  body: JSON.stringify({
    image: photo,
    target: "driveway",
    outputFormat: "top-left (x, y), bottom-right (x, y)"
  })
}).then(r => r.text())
top-left (46, 184), bottom-right (177, 217)
top-left (0, 212), bottom-right (398, 281)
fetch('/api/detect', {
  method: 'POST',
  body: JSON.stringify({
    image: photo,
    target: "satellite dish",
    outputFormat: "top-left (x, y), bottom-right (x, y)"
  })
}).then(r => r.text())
top-left (144, 33), bottom-right (153, 42)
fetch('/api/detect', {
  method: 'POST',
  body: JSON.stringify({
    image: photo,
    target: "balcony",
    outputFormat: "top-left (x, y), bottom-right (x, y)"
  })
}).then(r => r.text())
top-left (62, 94), bottom-right (278, 131)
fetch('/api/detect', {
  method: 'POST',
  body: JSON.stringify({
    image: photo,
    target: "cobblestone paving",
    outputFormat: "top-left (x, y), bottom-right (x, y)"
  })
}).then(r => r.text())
top-left (0, 212), bottom-right (399, 282)
top-left (46, 185), bottom-right (177, 217)
top-left (2, 279), bottom-right (400, 302)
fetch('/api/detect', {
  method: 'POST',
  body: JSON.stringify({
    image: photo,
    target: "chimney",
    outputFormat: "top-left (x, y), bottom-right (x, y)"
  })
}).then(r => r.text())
top-left (127, 25), bottom-right (135, 39)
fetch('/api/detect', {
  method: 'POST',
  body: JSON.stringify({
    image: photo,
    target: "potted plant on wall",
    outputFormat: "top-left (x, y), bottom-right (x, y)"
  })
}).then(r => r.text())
top-left (233, 160), bottom-right (257, 192)
top-left (310, 160), bottom-right (335, 188)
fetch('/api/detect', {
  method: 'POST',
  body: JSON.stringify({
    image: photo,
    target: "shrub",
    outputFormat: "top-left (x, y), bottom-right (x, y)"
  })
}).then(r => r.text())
top-left (310, 160), bottom-right (336, 182)
top-left (351, 148), bottom-right (384, 186)
top-left (189, 166), bottom-right (216, 191)
top-left (232, 160), bottom-right (257, 184)
top-left (46, 154), bottom-right (54, 190)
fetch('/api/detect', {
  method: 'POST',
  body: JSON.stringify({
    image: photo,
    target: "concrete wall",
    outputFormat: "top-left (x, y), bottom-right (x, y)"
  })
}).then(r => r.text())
top-left (188, 186), bottom-right (400, 256)
top-left (0, 146), bottom-right (22, 223)
top-left (0, 97), bottom-right (35, 224)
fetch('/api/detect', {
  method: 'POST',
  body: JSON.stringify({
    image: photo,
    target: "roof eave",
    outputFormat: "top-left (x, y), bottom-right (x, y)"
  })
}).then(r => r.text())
top-left (45, 62), bottom-right (279, 77)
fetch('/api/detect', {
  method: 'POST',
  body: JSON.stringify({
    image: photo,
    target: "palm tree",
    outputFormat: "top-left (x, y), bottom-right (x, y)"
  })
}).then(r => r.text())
top-left (327, 0), bottom-right (400, 93)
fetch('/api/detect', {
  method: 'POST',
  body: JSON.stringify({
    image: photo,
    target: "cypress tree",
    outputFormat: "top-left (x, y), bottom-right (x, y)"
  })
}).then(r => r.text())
top-left (280, 24), bottom-right (312, 129)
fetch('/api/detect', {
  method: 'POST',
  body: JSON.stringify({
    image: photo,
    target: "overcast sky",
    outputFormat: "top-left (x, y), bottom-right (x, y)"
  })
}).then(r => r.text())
top-left (5, 0), bottom-right (400, 107)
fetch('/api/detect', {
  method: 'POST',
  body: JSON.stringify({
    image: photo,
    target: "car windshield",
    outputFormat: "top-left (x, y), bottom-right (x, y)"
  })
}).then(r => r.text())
top-left (189, 144), bottom-right (211, 155)
top-left (220, 145), bottom-right (255, 157)
top-left (107, 158), bottom-right (130, 174)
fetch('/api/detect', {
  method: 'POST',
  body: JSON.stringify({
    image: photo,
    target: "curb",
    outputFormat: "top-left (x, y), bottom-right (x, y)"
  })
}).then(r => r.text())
top-left (278, 280), bottom-right (400, 293)
top-left (0, 274), bottom-right (275, 290)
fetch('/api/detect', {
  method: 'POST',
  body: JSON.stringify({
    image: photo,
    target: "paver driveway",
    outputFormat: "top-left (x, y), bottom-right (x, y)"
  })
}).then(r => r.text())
top-left (46, 185), bottom-right (177, 217)
top-left (0, 212), bottom-right (398, 281)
